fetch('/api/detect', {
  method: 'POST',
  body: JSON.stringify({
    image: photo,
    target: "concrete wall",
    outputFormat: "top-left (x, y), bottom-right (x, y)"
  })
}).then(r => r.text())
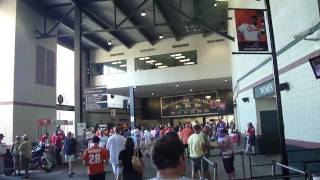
top-left (91, 33), bottom-right (231, 88)
top-left (12, 0), bottom-right (57, 142)
top-left (0, 0), bottom-right (16, 144)
top-left (231, 0), bottom-right (320, 145)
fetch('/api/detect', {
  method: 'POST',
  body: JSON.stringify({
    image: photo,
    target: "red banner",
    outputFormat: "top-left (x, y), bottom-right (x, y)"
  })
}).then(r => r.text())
top-left (235, 9), bottom-right (268, 51)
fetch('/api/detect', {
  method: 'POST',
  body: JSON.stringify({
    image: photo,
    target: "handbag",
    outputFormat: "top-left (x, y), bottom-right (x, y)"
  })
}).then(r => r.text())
top-left (131, 149), bottom-right (143, 175)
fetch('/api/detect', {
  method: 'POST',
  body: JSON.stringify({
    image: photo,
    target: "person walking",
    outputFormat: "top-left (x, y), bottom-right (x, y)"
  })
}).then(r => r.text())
top-left (0, 134), bottom-right (6, 177)
top-left (181, 123), bottom-right (193, 157)
top-left (143, 129), bottom-right (152, 157)
top-left (188, 125), bottom-right (205, 180)
top-left (51, 131), bottom-right (63, 166)
top-left (98, 129), bottom-right (108, 149)
top-left (218, 128), bottom-right (235, 180)
top-left (245, 122), bottom-right (256, 154)
top-left (83, 136), bottom-right (109, 180)
top-left (19, 134), bottom-right (32, 179)
top-left (118, 137), bottom-right (144, 180)
top-left (10, 136), bottom-right (21, 176)
top-left (106, 127), bottom-right (125, 180)
top-left (62, 132), bottom-right (77, 177)
top-left (150, 134), bottom-right (191, 180)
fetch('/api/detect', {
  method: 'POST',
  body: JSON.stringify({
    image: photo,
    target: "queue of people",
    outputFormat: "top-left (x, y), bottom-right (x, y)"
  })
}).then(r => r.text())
top-left (0, 119), bottom-right (255, 180)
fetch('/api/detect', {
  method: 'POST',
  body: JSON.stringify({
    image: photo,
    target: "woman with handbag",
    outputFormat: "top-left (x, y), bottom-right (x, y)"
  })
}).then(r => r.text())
top-left (118, 137), bottom-right (144, 180)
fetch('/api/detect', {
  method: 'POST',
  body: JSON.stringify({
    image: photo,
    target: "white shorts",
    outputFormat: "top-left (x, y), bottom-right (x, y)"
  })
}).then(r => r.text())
top-left (111, 163), bottom-right (123, 175)
top-left (65, 154), bottom-right (75, 163)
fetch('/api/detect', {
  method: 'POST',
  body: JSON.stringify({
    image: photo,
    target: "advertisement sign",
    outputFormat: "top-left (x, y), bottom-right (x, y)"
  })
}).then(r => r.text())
top-left (235, 9), bottom-right (268, 51)
top-left (161, 92), bottom-right (228, 118)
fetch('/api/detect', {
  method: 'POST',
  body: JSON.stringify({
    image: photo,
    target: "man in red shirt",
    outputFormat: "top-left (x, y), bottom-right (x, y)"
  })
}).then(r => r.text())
top-left (181, 123), bottom-right (193, 157)
top-left (83, 136), bottom-right (109, 180)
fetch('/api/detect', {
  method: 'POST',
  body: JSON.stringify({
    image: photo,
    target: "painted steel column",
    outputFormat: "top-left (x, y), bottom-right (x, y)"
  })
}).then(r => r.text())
top-left (129, 87), bottom-right (136, 129)
top-left (74, 6), bottom-right (83, 138)
top-left (265, 0), bottom-right (289, 178)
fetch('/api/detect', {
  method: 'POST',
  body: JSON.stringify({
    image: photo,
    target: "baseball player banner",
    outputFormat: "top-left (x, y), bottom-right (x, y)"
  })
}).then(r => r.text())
top-left (235, 9), bottom-right (269, 51)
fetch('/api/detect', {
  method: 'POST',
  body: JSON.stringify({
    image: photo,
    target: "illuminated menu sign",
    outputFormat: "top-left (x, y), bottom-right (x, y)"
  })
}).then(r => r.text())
top-left (161, 92), bottom-right (228, 118)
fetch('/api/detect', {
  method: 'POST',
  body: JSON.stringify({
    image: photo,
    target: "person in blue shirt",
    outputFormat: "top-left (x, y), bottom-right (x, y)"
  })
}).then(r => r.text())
top-left (62, 132), bottom-right (77, 177)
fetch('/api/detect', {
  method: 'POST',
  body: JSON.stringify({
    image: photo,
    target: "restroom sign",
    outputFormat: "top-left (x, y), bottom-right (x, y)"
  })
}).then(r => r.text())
top-left (253, 80), bottom-right (275, 99)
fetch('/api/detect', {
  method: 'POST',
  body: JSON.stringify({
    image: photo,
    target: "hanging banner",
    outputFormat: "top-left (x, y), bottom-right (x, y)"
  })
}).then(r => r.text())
top-left (235, 9), bottom-right (268, 51)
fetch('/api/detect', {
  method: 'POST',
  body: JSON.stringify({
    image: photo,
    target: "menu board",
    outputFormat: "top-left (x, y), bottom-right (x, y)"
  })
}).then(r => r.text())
top-left (161, 92), bottom-right (229, 118)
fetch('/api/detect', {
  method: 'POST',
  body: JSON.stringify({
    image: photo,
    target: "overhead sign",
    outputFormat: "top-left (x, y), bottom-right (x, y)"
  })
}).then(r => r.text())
top-left (235, 9), bottom-right (269, 51)
top-left (161, 92), bottom-right (228, 118)
top-left (253, 80), bottom-right (275, 99)
top-left (37, 119), bottom-right (51, 126)
top-left (83, 87), bottom-right (108, 110)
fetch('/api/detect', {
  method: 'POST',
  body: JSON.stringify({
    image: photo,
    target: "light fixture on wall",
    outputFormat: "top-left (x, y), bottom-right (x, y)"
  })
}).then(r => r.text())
top-left (141, 10), bottom-right (146, 17)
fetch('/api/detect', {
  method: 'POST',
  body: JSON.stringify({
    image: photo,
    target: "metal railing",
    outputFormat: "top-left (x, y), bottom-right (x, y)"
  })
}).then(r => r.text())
top-left (201, 156), bottom-right (218, 180)
top-left (272, 160), bottom-right (316, 180)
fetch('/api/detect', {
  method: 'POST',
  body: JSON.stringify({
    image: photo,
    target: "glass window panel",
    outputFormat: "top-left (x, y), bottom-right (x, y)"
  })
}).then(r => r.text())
top-left (134, 50), bottom-right (197, 71)
top-left (92, 59), bottom-right (127, 76)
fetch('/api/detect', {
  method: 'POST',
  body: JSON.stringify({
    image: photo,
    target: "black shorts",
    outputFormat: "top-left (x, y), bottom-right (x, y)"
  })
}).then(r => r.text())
top-left (89, 172), bottom-right (105, 180)
top-left (191, 157), bottom-right (202, 172)
top-left (222, 156), bottom-right (235, 173)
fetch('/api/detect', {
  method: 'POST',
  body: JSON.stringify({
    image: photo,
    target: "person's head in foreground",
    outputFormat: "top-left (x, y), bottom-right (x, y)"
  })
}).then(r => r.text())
top-left (151, 134), bottom-right (188, 179)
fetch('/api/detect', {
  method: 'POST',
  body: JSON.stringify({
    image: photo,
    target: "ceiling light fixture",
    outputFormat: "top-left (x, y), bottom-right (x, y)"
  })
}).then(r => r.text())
top-left (107, 40), bottom-right (112, 46)
top-left (179, 58), bottom-right (190, 62)
top-left (155, 63), bottom-right (163, 66)
top-left (224, 79), bottom-right (228, 83)
top-left (141, 10), bottom-right (146, 17)
top-left (176, 84), bottom-right (179, 88)
top-left (175, 56), bottom-right (186, 59)
top-left (170, 53), bottom-right (182, 57)
top-left (158, 65), bottom-right (168, 69)
top-left (120, 64), bottom-right (127, 67)
top-left (185, 61), bottom-right (195, 65)
top-left (111, 61), bottom-right (121, 65)
top-left (205, 95), bottom-right (211, 99)
top-left (214, 3), bottom-right (217, 6)
top-left (159, 35), bottom-right (164, 39)
top-left (144, 57), bottom-right (150, 60)
top-left (139, 57), bottom-right (145, 60)
top-left (189, 89), bottom-right (193, 92)
top-left (151, 92), bottom-right (155, 96)
top-left (146, 60), bottom-right (156, 64)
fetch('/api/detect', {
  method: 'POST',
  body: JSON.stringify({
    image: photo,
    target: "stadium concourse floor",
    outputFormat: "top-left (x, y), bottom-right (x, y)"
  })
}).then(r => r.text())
top-left (1, 148), bottom-right (291, 180)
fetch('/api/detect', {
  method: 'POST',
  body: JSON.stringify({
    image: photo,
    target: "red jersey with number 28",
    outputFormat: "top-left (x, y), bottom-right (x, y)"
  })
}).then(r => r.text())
top-left (82, 146), bottom-right (109, 175)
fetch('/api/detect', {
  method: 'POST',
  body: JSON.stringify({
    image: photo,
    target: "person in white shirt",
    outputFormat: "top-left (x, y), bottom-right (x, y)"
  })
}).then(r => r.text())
top-left (143, 129), bottom-right (152, 157)
top-left (106, 127), bottom-right (125, 180)
top-left (237, 16), bottom-right (263, 41)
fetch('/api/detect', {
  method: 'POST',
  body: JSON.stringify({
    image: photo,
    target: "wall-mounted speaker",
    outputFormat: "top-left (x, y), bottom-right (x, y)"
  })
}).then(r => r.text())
top-left (242, 97), bottom-right (249, 103)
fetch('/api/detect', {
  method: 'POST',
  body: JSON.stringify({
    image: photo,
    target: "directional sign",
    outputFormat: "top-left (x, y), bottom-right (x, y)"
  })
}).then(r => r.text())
top-left (83, 87), bottom-right (108, 110)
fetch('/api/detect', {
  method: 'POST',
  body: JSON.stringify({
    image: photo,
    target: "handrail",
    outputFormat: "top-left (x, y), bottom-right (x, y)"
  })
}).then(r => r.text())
top-left (201, 156), bottom-right (218, 180)
top-left (274, 161), bottom-right (306, 174)
top-left (271, 160), bottom-right (318, 180)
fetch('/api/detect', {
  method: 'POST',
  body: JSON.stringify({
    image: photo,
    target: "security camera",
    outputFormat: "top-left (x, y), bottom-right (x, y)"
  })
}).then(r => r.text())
top-left (242, 97), bottom-right (249, 103)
